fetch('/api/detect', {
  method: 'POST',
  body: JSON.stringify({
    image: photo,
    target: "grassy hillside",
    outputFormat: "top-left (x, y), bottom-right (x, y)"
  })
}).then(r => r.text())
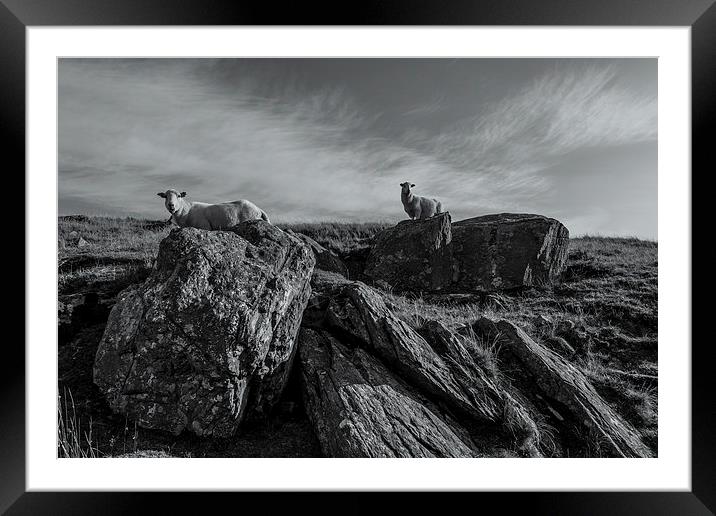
top-left (57, 216), bottom-right (657, 457)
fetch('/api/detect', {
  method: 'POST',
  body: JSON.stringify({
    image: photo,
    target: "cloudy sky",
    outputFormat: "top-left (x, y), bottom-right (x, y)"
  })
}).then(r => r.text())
top-left (58, 58), bottom-right (657, 238)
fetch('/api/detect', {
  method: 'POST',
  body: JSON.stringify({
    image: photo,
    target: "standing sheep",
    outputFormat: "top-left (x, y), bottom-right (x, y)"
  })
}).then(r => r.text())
top-left (400, 182), bottom-right (443, 220)
top-left (157, 189), bottom-right (271, 230)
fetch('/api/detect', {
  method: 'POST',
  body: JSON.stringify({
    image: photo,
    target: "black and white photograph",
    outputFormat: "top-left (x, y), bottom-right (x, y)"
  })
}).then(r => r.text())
top-left (0, 0), bottom-right (709, 508)
top-left (56, 57), bottom-right (659, 460)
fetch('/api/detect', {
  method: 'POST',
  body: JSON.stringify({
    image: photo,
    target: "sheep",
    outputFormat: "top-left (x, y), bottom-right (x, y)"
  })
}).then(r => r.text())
top-left (157, 189), bottom-right (271, 230)
top-left (399, 182), bottom-right (443, 220)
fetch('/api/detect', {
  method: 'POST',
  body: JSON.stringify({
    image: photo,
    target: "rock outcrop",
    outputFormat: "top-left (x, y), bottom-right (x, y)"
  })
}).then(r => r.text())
top-left (87, 215), bottom-right (649, 458)
top-left (299, 278), bottom-right (541, 457)
top-left (93, 221), bottom-right (315, 437)
top-left (298, 274), bottom-right (650, 458)
top-left (59, 292), bottom-right (111, 346)
top-left (299, 328), bottom-right (476, 457)
top-left (472, 317), bottom-right (652, 458)
top-left (452, 213), bottom-right (569, 290)
top-left (363, 212), bottom-right (453, 292)
top-left (364, 213), bottom-right (569, 293)
top-left (305, 280), bottom-right (507, 423)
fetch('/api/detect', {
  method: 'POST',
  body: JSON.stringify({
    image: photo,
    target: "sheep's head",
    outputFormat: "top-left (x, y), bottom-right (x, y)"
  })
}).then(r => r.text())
top-left (157, 189), bottom-right (187, 214)
top-left (400, 182), bottom-right (415, 194)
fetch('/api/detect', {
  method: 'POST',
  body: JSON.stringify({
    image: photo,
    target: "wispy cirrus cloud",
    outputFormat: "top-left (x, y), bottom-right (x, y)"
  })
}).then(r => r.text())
top-left (408, 66), bottom-right (657, 211)
top-left (401, 93), bottom-right (447, 118)
top-left (59, 59), bottom-right (657, 235)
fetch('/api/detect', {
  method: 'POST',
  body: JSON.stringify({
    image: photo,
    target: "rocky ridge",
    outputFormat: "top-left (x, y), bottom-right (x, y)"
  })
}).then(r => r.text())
top-left (80, 213), bottom-right (653, 457)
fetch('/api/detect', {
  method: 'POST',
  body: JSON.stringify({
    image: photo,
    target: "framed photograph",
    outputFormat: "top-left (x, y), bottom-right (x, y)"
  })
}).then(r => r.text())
top-left (7, 0), bottom-right (713, 513)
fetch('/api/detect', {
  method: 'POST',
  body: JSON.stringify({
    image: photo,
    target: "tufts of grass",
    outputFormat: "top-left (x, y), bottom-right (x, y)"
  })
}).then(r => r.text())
top-left (58, 215), bottom-right (171, 263)
top-left (384, 292), bottom-right (485, 329)
top-left (58, 388), bottom-right (100, 458)
top-left (581, 357), bottom-right (658, 444)
top-left (58, 216), bottom-right (168, 295)
top-left (457, 324), bottom-right (502, 378)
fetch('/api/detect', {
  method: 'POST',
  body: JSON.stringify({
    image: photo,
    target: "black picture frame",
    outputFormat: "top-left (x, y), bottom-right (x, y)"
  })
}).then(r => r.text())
top-left (5, 1), bottom-right (714, 514)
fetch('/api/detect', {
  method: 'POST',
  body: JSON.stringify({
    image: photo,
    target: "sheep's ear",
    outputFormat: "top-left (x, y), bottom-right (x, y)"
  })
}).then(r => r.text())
top-left (180, 191), bottom-right (187, 197)
top-left (157, 192), bottom-right (167, 198)
top-left (411, 183), bottom-right (415, 187)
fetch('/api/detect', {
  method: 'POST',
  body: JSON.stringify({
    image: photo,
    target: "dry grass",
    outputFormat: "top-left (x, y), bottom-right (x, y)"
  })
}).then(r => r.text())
top-left (59, 215), bottom-right (170, 262)
top-left (57, 388), bottom-right (100, 458)
top-left (58, 216), bottom-right (169, 294)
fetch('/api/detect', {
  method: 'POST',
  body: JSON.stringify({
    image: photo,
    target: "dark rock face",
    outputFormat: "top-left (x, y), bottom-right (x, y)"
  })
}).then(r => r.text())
top-left (319, 281), bottom-right (505, 423)
top-left (473, 317), bottom-right (652, 458)
top-left (298, 275), bottom-right (650, 458)
top-left (364, 212), bottom-right (569, 292)
top-left (59, 293), bottom-right (111, 347)
top-left (452, 213), bottom-right (569, 290)
top-left (299, 328), bottom-right (476, 457)
top-left (286, 230), bottom-right (349, 277)
top-left (363, 212), bottom-right (453, 292)
top-left (93, 221), bottom-right (315, 437)
top-left (299, 279), bottom-right (540, 457)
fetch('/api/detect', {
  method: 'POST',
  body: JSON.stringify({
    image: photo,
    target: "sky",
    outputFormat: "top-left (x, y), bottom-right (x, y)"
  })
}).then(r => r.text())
top-left (58, 58), bottom-right (657, 238)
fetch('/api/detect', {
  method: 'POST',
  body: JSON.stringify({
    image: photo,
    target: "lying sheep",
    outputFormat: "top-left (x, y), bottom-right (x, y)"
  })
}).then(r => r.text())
top-left (157, 189), bottom-right (270, 230)
top-left (400, 182), bottom-right (443, 220)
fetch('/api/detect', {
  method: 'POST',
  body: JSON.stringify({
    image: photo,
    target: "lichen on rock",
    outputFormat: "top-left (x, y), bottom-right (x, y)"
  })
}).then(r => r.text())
top-left (93, 221), bottom-right (315, 437)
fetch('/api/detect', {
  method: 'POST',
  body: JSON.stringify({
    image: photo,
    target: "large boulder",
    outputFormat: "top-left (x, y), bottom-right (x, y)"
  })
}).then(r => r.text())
top-left (452, 213), bottom-right (569, 290)
top-left (299, 328), bottom-right (476, 457)
top-left (364, 212), bottom-right (569, 292)
top-left (363, 212), bottom-right (453, 292)
top-left (93, 221), bottom-right (315, 437)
